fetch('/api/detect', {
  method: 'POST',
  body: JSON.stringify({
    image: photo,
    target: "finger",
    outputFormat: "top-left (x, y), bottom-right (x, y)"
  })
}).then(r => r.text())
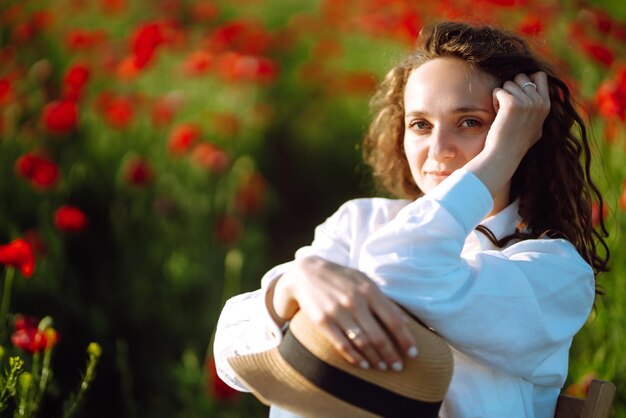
top-left (502, 80), bottom-right (529, 100)
top-left (352, 312), bottom-right (403, 371)
top-left (529, 71), bottom-right (550, 101)
top-left (342, 319), bottom-right (388, 370)
top-left (324, 321), bottom-right (372, 370)
top-left (515, 74), bottom-right (540, 98)
top-left (492, 87), bottom-right (504, 113)
top-left (492, 86), bottom-right (514, 113)
top-left (330, 301), bottom-right (386, 370)
top-left (370, 298), bottom-right (418, 360)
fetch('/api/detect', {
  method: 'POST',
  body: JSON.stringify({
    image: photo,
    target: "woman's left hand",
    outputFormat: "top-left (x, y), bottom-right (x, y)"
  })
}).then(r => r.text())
top-left (466, 71), bottom-right (551, 198)
top-left (488, 71), bottom-right (551, 157)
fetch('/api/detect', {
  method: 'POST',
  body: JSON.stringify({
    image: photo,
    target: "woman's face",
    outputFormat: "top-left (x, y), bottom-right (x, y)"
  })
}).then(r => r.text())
top-left (403, 57), bottom-right (499, 194)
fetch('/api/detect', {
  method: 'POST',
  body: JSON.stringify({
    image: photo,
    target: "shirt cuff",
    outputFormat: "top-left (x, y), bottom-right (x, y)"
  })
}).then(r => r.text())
top-left (255, 280), bottom-right (289, 344)
top-left (426, 168), bottom-right (493, 234)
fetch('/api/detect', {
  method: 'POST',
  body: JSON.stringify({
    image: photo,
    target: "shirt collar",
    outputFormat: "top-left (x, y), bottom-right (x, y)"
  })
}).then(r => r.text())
top-left (479, 200), bottom-right (522, 242)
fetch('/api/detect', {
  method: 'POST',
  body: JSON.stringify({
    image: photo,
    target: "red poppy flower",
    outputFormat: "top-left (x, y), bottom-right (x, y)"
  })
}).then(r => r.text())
top-left (0, 77), bottom-right (12, 105)
top-left (124, 157), bottom-right (154, 187)
top-left (168, 124), bottom-right (201, 156)
top-left (0, 239), bottom-right (35, 277)
top-left (518, 14), bottom-right (543, 36)
top-left (151, 97), bottom-right (176, 126)
top-left (620, 181), bottom-right (626, 211)
top-left (208, 20), bottom-right (271, 56)
top-left (217, 53), bottom-right (278, 84)
top-left (581, 40), bottom-right (614, 67)
top-left (131, 21), bottom-right (169, 69)
top-left (103, 97), bottom-right (134, 129)
top-left (65, 29), bottom-right (108, 51)
top-left (116, 55), bottom-right (141, 80)
top-left (63, 63), bottom-right (90, 100)
top-left (205, 356), bottom-right (239, 401)
top-left (54, 205), bottom-right (88, 232)
top-left (250, 56), bottom-right (278, 84)
top-left (183, 50), bottom-right (213, 76)
top-left (395, 10), bottom-right (422, 44)
top-left (12, 22), bottom-right (35, 44)
top-left (31, 10), bottom-right (53, 31)
top-left (595, 68), bottom-right (626, 121)
top-left (42, 100), bottom-right (78, 134)
top-left (11, 317), bottom-right (59, 354)
top-left (578, 9), bottom-right (614, 36)
top-left (15, 153), bottom-right (60, 189)
top-left (14, 314), bottom-right (39, 331)
top-left (190, 142), bottom-right (229, 173)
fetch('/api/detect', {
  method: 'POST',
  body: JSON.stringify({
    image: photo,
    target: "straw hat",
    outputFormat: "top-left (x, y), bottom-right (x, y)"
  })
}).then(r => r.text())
top-left (227, 310), bottom-right (453, 418)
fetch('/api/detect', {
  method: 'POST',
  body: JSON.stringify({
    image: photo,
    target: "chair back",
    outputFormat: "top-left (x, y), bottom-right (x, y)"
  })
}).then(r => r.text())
top-left (554, 379), bottom-right (616, 418)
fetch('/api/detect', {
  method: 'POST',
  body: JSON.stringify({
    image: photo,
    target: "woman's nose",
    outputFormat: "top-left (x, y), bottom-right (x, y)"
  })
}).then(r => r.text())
top-left (428, 127), bottom-right (456, 161)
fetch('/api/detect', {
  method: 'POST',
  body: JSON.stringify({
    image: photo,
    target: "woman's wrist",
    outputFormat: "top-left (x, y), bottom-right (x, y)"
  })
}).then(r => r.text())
top-left (265, 275), bottom-right (297, 328)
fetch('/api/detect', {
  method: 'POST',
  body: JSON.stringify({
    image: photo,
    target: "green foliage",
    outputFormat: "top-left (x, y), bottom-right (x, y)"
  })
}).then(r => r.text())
top-left (1, 0), bottom-right (625, 417)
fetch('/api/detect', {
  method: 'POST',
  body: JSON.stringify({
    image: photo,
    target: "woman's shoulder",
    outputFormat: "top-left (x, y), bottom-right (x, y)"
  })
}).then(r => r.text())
top-left (502, 237), bottom-right (594, 277)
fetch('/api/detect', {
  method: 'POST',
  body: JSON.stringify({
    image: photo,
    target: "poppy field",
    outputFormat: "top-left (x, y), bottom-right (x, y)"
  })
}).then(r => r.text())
top-left (1, 0), bottom-right (626, 417)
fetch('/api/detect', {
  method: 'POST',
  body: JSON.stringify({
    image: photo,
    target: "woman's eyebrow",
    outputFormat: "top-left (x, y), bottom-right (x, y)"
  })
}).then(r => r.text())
top-left (405, 106), bottom-right (493, 117)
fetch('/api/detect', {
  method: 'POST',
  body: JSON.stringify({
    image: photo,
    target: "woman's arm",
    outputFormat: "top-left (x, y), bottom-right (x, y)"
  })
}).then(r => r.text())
top-left (359, 169), bottom-right (595, 385)
top-left (213, 199), bottom-right (415, 389)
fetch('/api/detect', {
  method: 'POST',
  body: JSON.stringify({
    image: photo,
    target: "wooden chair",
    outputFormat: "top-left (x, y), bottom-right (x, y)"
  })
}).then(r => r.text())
top-left (554, 379), bottom-right (616, 418)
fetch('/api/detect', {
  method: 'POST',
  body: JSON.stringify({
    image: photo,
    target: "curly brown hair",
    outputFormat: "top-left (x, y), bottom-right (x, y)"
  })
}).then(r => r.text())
top-left (363, 21), bottom-right (609, 276)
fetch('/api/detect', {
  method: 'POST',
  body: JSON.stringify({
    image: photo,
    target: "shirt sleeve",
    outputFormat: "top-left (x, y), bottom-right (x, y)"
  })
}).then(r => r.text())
top-left (358, 169), bottom-right (595, 386)
top-left (213, 201), bottom-right (359, 391)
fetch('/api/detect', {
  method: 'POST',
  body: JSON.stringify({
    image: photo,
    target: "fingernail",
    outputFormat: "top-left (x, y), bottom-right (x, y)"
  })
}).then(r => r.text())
top-left (392, 361), bottom-right (403, 372)
top-left (407, 346), bottom-right (418, 358)
top-left (377, 361), bottom-right (388, 371)
top-left (360, 361), bottom-right (370, 370)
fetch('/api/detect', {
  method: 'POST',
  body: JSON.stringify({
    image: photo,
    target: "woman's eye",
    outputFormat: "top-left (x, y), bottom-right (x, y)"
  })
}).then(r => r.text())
top-left (409, 120), bottom-right (430, 130)
top-left (461, 119), bottom-right (481, 128)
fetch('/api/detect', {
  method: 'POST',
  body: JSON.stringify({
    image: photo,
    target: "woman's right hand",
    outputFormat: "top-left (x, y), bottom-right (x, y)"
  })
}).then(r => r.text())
top-left (271, 256), bottom-right (418, 371)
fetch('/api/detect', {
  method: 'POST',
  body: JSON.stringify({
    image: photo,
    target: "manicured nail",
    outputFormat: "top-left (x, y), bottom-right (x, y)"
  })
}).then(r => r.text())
top-left (378, 361), bottom-right (388, 371)
top-left (392, 361), bottom-right (403, 372)
top-left (360, 361), bottom-right (370, 370)
top-left (407, 346), bottom-right (418, 358)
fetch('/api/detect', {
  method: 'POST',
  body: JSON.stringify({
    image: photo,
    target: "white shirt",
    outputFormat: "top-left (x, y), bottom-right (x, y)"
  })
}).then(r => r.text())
top-left (213, 169), bottom-right (595, 418)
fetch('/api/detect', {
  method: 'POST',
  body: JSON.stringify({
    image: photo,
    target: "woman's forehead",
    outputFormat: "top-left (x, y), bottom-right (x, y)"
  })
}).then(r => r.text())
top-left (403, 58), bottom-right (497, 112)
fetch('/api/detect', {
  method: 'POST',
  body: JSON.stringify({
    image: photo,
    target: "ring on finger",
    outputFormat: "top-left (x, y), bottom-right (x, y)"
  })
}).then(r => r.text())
top-left (345, 327), bottom-right (364, 340)
top-left (520, 81), bottom-right (537, 91)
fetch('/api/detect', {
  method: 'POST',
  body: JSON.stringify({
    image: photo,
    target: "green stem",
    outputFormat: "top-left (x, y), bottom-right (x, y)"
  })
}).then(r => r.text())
top-left (0, 268), bottom-right (15, 343)
top-left (32, 347), bottom-right (52, 414)
top-left (63, 344), bottom-right (101, 418)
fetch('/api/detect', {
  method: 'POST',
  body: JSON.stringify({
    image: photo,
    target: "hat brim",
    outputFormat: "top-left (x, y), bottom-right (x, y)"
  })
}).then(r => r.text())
top-left (229, 345), bottom-right (380, 417)
top-left (228, 311), bottom-right (452, 417)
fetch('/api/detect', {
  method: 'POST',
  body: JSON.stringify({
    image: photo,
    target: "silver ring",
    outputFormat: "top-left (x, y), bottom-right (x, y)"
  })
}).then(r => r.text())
top-left (345, 327), bottom-right (363, 340)
top-left (520, 81), bottom-right (537, 91)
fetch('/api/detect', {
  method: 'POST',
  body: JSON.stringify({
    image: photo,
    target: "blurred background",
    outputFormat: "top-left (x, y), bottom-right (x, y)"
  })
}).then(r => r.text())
top-left (0, 0), bottom-right (625, 416)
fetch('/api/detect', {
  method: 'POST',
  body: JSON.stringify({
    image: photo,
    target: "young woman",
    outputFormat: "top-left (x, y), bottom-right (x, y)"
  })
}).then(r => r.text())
top-left (214, 21), bottom-right (609, 417)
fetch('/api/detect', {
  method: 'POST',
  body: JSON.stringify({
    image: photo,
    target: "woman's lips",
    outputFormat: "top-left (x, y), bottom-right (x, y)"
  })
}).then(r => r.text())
top-left (426, 170), bottom-right (452, 182)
